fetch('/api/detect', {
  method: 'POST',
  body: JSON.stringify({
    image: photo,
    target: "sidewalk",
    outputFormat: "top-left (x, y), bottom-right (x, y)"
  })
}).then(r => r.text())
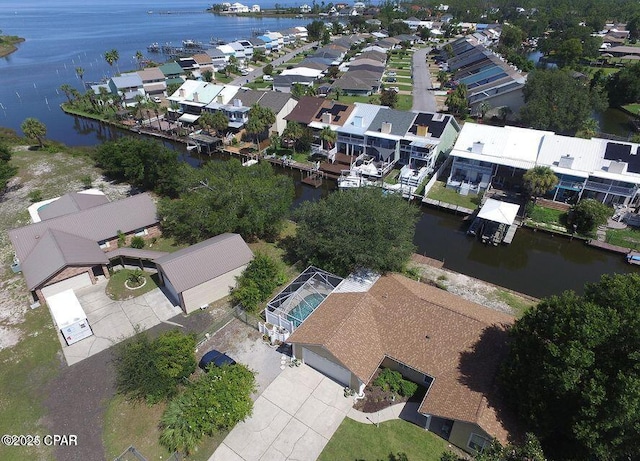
top-left (346, 400), bottom-right (427, 427)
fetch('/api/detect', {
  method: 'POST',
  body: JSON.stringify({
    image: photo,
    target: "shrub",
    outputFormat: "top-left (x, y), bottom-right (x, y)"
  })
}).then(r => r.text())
top-left (114, 330), bottom-right (197, 404)
top-left (232, 253), bottom-right (287, 312)
top-left (130, 235), bottom-right (145, 249)
top-left (80, 174), bottom-right (93, 189)
top-left (373, 368), bottom-right (418, 397)
top-left (127, 269), bottom-right (144, 285)
top-left (570, 199), bottom-right (612, 235)
top-left (399, 379), bottom-right (418, 397)
top-left (28, 189), bottom-right (43, 203)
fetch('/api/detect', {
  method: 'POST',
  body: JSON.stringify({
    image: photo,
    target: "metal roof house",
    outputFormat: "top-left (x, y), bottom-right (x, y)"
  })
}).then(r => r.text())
top-left (155, 233), bottom-right (253, 313)
top-left (9, 193), bottom-right (160, 304)
top-left (108, 73), bottom-right (145, 107)
top-left (287, 273), bottom-right (516, 456)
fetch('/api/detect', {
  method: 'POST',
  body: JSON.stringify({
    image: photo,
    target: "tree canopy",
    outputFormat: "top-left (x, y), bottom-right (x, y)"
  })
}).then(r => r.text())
top-left (606, 62), bottom-right (640, 108)
top-left (290, 188), bottom-right (419, 276)
top-left (520, 69), bottom-right (608, 134)
top-left (114, 330), bottom-right (197, 404)
top-left (570, 198), bottom-right (611, 234)
top-left (500, 273), bottom-right (640, 460)
top-left (159, 159), bottom-right (294, 243)
top-left (306, 20), bottom-right (325, 41)
top-left (94, 137), bottom-right (186, 197)
top-left (0, 144), bottom-right (17, 194)
top-left (21, 117), bottom-right (47, 148)
top-left (232, 253), bottom-right (287, 313)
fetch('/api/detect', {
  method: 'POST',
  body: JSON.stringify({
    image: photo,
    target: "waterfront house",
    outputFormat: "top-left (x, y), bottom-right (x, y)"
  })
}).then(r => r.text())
top-left (192, 53), bottom-right (215, 75)
top-left (108, 73), bottom-right (145, 107)
top-left (228, 41), bottom-right (248, 62)
top-left (205, 48), bottom-right (228, 70)
top-left (159, 61), bottom-right (185, 87)
top-left (136, 67), bottom-right (167, 98)
top-left (448, 123), bottom-right (640, 206)
top-left (284, 96), bottom-right (326, 126)
top-left (167, 81), bottom-right (225, 123)
top-left (256, 34), bottom-right (275, 53)
top-left (279, 272), bottom-right (515, 455)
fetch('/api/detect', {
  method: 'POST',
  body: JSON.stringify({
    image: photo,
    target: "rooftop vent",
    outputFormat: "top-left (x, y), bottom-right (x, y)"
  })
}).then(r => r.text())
top-left (193, 92), bottom-right (199, 103)
top-left (558, 155), bottom-right (574, 169)
top-left (471, 141), bottom-right (484, 154)
top-left (381, 121), bottom-right (392, 134)
top-left (353, 115), bottom-right (363, 127)
top-left (416, 125), bottom-right (429, 137)
top-left (322, 112), bottom-right (332, 124)
top-left (609, 160), bottom-right (628, 174)
top-left (233, 98), bottom-right (242, 107)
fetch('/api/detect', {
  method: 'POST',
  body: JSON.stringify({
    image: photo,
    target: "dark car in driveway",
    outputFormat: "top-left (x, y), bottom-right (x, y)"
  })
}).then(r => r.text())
top-left (199, 349), bottom-right (237, 370)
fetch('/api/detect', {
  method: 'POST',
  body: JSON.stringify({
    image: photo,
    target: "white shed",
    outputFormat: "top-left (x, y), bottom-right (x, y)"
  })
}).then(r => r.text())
top-left (155, 233), bottom-right (253, 314)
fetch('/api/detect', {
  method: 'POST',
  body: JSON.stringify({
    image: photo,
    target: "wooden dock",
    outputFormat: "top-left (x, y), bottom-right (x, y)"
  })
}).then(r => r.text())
top-left (422, 198), bottom-right (474, 215)
top-left (586, 239), bottom-right (630, 254)
top-left (301, 172), bottom-right (323, 188)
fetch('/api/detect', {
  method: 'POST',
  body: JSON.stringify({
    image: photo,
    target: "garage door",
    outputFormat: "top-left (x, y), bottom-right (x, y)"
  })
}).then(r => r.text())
top-left (303, 348), bottom-right (351, 387)
top-left (41, 273), bottom-right (92, 298)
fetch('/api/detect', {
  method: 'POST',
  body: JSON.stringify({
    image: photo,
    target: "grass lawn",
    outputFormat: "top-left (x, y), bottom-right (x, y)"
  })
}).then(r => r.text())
top-left (394, 69), bottom-right (412, 77)
top-left (396, 94), bottom-right (413, 111)
top-left (319, 419), bottom-right (449, 461)
top-left (106, 269), bottom-right (160, 300)
top-left (0, 308), bottom-right (59, 461)
top-left (248, 220), bottom-right (300, 281)
top-left (426, 181), bottom-right (480, 210)
top-left (103, 394), bottom-right (229, 461)
top-left (527, 205), bottom-right (567, 226)
top-left (622, 103), bottom-right (640, 116)
top-left (491, 289), bottom-right (537, 318)
top-left (331, 94), bottom-right (372, 104)
top-left (145, 236), bottom-right (189, 253)
top-left (606, 227), bottom-right (640, 249)
top-left (214, 72), bottom-right (232, 84)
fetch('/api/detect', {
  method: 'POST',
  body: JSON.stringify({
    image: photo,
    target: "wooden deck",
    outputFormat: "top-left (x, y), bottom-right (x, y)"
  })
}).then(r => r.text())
top-left (301, 172), bottom-right (323, 188)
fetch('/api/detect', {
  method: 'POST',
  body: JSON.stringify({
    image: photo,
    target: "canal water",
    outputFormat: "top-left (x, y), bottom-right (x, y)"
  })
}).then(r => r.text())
top-left (1, 0), bottom-right (636, 299)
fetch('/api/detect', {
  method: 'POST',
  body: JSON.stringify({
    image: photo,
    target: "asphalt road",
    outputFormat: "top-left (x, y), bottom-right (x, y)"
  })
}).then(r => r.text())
top-left (411, 46), bottom-right (438, 112)
top-left (229, 41), bottom-right (319, 87)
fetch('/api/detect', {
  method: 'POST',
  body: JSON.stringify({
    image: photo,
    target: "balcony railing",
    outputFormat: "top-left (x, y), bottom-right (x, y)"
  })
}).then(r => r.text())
top-left (584, 180), bottom-right (636, 197)
top-left (557, 179), bottom-right (584, 191)
top-left (311, 144), bottom-right (337, 158)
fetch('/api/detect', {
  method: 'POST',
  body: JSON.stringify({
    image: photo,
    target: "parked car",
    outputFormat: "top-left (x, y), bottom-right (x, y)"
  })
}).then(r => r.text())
top-left (241, 68), bottom-right (250, 76)
top-left (387, 77), bottom-right (397, 82)
top-left (152, 96), bottom-right (162, 103)
top-left (199, 349), bottom-right (236, 370)
top-left (387, 71), bottom-right (397, 77)
top-left (262, 75), bottom-right (273, 81)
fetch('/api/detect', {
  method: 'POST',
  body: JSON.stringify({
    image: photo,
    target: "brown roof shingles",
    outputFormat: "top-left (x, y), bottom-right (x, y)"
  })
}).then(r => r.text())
top-left (288, 273), bottom-right (514, 443)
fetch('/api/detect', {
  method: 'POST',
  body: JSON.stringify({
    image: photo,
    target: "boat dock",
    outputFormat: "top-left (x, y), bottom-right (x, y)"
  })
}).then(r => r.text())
top-left (423, 198), bottom-right (474, 215)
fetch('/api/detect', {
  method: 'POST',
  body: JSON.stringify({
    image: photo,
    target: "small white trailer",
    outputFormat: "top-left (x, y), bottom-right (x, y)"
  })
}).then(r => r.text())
top-left (46, 289), bottom-right (93, 346)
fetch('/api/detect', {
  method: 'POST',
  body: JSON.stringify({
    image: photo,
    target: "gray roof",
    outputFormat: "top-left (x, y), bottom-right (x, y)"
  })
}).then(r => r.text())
top-left (111, 74), bottom-right (143, 89)
top-left (106, 247), bottom-right (169, 260)
top-left (206, 48), bottom-right (226, 59)
top-left (257, 91), bottom-right (293, 113)
top-left (155, 233), bottom-right (253, 293)
top-left (231, 88), bottom-right (266, 107)
top-left (38, 192), bottom-right (110, 221)
top-left (10, 193), bottom-right (158, 263)
top-left (21, 229), bottom-right (109, 290)
top-left (367, 108), bottom-right (417, 137)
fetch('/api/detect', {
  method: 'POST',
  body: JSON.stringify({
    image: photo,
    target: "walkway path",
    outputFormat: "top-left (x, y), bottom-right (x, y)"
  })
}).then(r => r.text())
top-left (229, 41), bottom-right (319, 87)
top-left (347, 400), bottom-right (426, 427)
top-left (411, 47), bottom-right (437, 112)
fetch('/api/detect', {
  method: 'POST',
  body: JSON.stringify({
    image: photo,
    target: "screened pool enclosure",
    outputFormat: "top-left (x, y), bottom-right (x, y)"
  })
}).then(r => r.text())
top-left (265, 266), bottom-right (343, 333)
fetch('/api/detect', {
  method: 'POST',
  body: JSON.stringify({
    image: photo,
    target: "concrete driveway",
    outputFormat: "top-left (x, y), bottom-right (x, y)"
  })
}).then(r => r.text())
top-left (57, 279), bottom-right (182, 366)
top-left (210, 364), bottom-right (351, 461)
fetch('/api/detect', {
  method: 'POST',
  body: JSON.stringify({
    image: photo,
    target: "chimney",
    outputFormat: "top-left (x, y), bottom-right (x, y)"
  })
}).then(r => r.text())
top-left (193, 92), bottom-right (199, 103)
top-left (234, 98), bottom-right (242, 107)
top-left (322, 112), bottom-right (332, 124)
top-left (471, 141), bottom-right (484, 154)
top-left (179, 88), bottom-right (185, 97)
top-left (217, 95), bottom-right (223, 103)
top-left (381, 121), bottom-right (392, 134)
top-left (416, 125), bottom-right (429, 137)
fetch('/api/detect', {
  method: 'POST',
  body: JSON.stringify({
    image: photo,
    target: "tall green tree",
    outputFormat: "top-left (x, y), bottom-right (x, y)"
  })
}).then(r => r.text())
top-left (606, 62), bottom-right (640, 107)
top-left (520, 69), bottom-right (608, 134)
top-left (282, 120), bottom-right (304, 153)
top-left (75, 66), bottom-right (84, 86)
top-left (570, 198), bottom-right (611, 234)
top-left (104, 48), bottom-right (120, 70)
top-left (159, 159), bottom-right (294, 243)
top-left (445, 84), bottom-right (468, 116)
top-left (380, 89), bottom-right (398, 108)
top-left (290, 188), bottom-right (419, 276)
top-left (232, 253), bottom-right (287, 313)
top-left (20, 117), bottom-right (47, 148)
top-left (501, 273), bottom-right (640, 460)
top-left (94, 137), bottom-right (185, 197)
top-left (319, 126), bottom-right (336, 150)
top-left (307, 20), bottom-right (325, 42)
top-left (245, 104), bottom-right (275, 148)
top-left (0, 144), bottom-right (18, 194)
top-left (522, 166), bottom-right (558, 199)
top-left (199, 111), bottom-right (228, 136)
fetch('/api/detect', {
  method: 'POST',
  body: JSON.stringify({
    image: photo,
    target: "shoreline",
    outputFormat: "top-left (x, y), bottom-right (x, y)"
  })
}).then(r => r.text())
top-left (0, 36), bottom-right (25, 58)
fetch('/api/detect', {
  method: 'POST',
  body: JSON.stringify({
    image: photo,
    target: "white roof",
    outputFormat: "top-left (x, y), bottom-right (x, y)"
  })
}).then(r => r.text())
top-left (537, 134), bottom-right (606, 177)
top-left (451, 123), bottom-right (550, 170)
top-left (179, 113), bottom-right (200, 123)
top-left (281, 67), bottom-right (323, 78)
top-left (47, 289), bottom-right (88, 329)
top-left (478, 199), bottom-right (520, 225)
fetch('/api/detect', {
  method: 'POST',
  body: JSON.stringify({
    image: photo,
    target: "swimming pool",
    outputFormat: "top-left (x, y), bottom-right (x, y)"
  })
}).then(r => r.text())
top-left (287, 293), bottom-right (326, 327)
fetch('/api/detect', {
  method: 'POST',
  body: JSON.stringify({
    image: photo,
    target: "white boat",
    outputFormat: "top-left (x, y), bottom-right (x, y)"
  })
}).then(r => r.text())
top-left (337, 172), bottom-right (378, 189)
top-left (242, 159), bottom-right (258, 167)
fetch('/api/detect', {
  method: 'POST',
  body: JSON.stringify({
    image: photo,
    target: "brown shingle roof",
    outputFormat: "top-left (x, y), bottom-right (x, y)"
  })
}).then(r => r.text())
top-left (155, 233), bottom-right (253, 293)
top-left (284, 96), bottom-right (326, 124)
top-left (288, 273), bottom-right (515, 443)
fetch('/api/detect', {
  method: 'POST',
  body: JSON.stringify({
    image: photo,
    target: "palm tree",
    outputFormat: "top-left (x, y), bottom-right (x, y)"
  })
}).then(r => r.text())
top-left (319, 126), bottom-right (336, 151)
top-left (499, 106), bottom-right (512, 124)
top-left (135, 50), bottom-right (144, 69)
top-left (523, 166), bottom-right (559, 199)
top-left (478, 101), bottom-right (491, 121)
top-left (21, 118), bottom-right (47, 148)
top-left (579, 118), bottom-right (599, 139)
top-left (60, 84), bottom-right (75, 103)
top-left (75, 67), bottom-right (85, 87)
top-left (282, 121), bottom-right (303, 154)
top-left (104, 49), bottom-right (120, 72)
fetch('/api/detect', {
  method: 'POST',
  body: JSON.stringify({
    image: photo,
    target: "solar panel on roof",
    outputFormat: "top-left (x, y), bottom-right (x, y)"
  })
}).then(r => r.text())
top-left (604, 142), bottom-right (640, 173)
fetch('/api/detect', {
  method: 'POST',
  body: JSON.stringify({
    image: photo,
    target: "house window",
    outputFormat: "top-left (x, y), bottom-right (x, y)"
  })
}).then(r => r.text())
top-left (99, 241), bottom-right (110, 249)
top-left (468, 433), bottom-right (490, 452)
top-left (134, 228), bottom-right (148, 237)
